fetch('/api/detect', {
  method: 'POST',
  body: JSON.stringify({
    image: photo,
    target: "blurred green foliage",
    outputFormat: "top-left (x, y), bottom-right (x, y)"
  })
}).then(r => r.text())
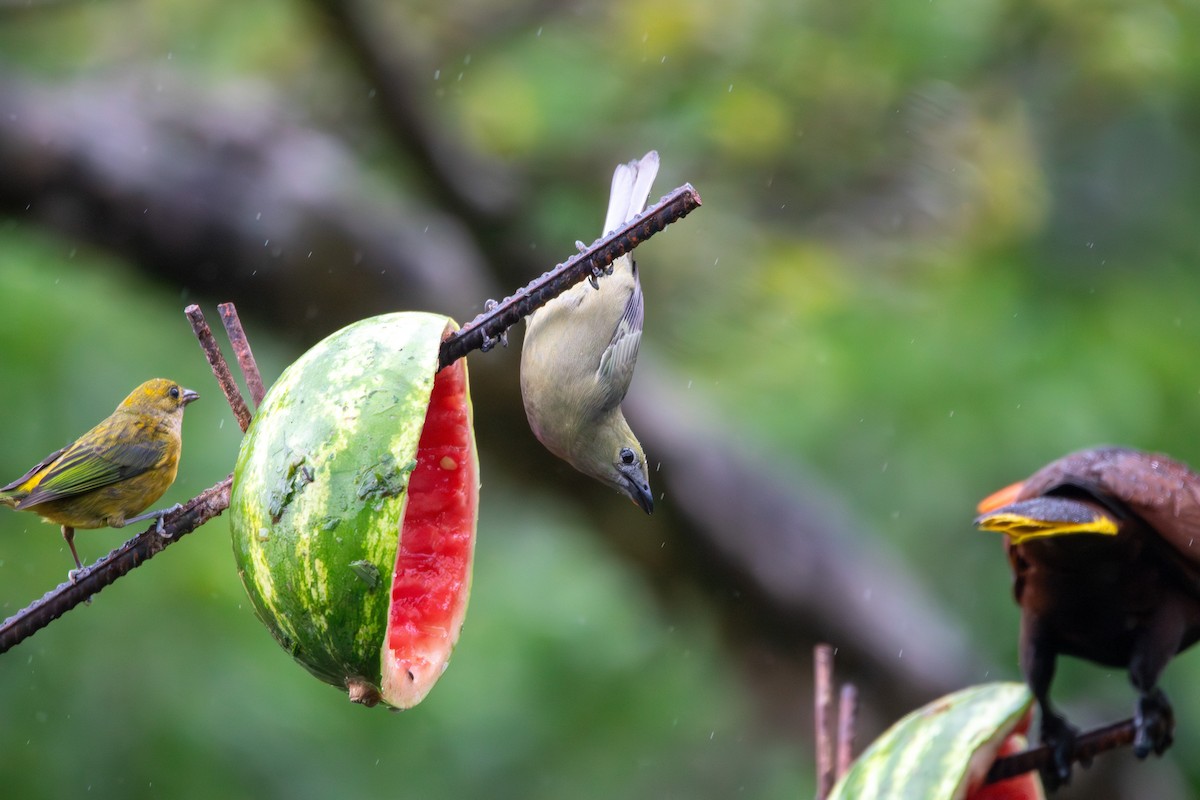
top-left (2, 0), bottom-right (1200, 797)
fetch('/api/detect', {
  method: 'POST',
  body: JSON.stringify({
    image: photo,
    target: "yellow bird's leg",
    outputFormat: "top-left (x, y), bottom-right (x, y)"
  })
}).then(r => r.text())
top-left (61, 525), bottom-right (83, 579)
top-left (120, 504), bottom-right (184, 537)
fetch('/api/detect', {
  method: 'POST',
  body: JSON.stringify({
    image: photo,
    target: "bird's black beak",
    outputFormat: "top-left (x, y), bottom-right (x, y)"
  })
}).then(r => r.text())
top-left (181, 388), bottom-right (200, 406)
top-left (618, 466), bottom-right (654, 515)
top-left (633, 484), bottom-right (654, 515)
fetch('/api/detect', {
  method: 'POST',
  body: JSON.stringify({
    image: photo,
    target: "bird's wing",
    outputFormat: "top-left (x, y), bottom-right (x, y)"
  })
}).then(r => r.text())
top-left (1022, 447), bottom-right (1200, 570)
top-left (596, 269), bottom-right (644, 410)
top-left (602, 151), bottom-right (660, 235)
top-left (16, 438), bottom-right (167, 508)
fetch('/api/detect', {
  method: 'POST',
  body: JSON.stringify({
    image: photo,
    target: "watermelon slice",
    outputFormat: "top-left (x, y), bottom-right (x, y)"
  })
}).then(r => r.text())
top-left (381, 355), bottom-right (476, 707)
top-left (229, 312), bottom-right (479, 709)
top-left (828, 682), bottom-right (1045, 800)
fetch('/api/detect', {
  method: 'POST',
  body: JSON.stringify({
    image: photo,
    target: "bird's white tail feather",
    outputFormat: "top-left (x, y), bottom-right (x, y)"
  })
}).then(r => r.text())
top-left (602, 151), bottom-right (660, 236)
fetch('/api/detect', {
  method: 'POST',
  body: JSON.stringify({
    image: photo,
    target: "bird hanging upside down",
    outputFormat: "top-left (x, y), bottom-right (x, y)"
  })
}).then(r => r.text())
top-left (520, 151), bottom-right (658, 514)
top-left (1, 378), bottom-right (199, 577)
top-left (976, 446), bottom-right (1200, 789)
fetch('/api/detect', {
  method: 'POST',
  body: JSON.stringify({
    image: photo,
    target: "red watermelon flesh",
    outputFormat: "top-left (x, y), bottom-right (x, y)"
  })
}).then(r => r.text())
top-left (383, 356), bottom-right (478, 707)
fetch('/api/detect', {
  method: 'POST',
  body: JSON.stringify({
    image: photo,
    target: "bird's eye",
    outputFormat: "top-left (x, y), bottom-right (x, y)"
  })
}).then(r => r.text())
top-left (619, 447), bottom-right (636, 466)
top-left (169, 386), bottom-right (180, 399)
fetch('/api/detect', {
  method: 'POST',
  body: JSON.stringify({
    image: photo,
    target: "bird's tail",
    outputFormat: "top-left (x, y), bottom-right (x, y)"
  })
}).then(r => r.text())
top-left (603, 151), bottom-right (660, 236)
top-left (0, 492), bottom-right (17, 509)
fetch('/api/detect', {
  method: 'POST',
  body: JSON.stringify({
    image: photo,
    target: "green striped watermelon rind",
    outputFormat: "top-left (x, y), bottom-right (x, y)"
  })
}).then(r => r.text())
top-left (828, 682), bottom-right (1039, 800)
top-left (229, 311), bottom-right (476, 708)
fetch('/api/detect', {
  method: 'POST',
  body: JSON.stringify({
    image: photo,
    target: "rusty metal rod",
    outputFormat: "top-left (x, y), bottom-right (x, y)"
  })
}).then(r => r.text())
top-left (438, 182), bottom-right (702, 370)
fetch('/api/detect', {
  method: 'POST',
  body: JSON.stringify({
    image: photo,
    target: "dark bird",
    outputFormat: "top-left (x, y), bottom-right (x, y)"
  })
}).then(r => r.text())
top-left (1, 378), bottom-right (199, 575)
top-left (976, 446), bottom-right (1200, 788)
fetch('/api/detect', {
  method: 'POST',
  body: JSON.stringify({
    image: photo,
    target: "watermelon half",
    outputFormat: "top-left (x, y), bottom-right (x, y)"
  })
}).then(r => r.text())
top-left (229, 312), bottom-right (479, 709)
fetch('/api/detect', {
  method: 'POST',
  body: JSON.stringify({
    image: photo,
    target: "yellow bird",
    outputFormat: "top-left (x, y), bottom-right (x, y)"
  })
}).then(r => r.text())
top-left (1, 378), bottom-right (199, 574)
top-left (520, 152), bottom-right (658, 513)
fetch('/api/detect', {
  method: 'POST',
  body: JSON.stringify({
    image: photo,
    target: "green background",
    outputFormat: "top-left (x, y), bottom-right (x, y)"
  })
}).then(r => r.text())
top-left (2, 1), bottom-right (1200, 798)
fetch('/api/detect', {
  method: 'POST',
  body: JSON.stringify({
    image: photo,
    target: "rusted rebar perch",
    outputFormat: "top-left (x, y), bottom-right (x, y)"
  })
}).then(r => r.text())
top-left (438, 182), bottom-right (702, 370)
top-left (219, 302), bottom-right (267, 406)
top-left (0, 477), bottom-right (232, 654)
top-left (985, 717), bottom-right (1137, 785)
top-left (815, 643), bottom-right (836, 800)
top-left (188, 305), bottom-right (254, 431)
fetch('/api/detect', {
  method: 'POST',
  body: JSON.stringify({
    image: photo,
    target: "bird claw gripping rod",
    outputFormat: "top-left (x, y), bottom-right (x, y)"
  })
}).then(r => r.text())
top-left (438, 182), bottom-right (702, 371)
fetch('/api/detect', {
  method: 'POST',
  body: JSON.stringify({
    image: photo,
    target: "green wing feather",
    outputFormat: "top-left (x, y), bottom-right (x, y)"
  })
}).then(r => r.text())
top-left (15, 438), bottom-right (167, 509)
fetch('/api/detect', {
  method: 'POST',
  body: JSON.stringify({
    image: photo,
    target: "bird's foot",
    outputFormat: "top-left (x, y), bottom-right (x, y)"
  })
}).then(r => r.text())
top-left (574, 240), bottom-right (588, 254)
top-left (65, 568), bottom-right (94, 604)
top-left (1039, 712), bottom-right (1083, 791)
top-left (1134, 689), bottom-right (1175, 758)
top-left (481, 300), bottom-right (508, 347)
top-left (155, 503), bottom-right (183, 538)
top-left (586, 261), bottom-right (608, 289)
top-left (479, 332), bottom-right (496, 352)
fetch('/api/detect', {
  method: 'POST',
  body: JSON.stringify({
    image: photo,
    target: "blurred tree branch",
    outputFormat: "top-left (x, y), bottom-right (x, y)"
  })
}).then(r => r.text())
top-left (0, 71), bottom-right (983, 720)
top-left (0, 74), bottom-right (497, 334)
top-left (305, 0), bottom-right (519, 227)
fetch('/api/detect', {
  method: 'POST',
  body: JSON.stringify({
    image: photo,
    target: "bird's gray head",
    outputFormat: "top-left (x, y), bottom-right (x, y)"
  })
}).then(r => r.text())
top-left (574, 416), bottom-right (654, 514)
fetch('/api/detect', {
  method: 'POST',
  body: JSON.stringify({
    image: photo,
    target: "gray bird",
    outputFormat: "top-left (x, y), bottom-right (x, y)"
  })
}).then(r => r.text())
top-left (520, 151), bottom-right (658, 513)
